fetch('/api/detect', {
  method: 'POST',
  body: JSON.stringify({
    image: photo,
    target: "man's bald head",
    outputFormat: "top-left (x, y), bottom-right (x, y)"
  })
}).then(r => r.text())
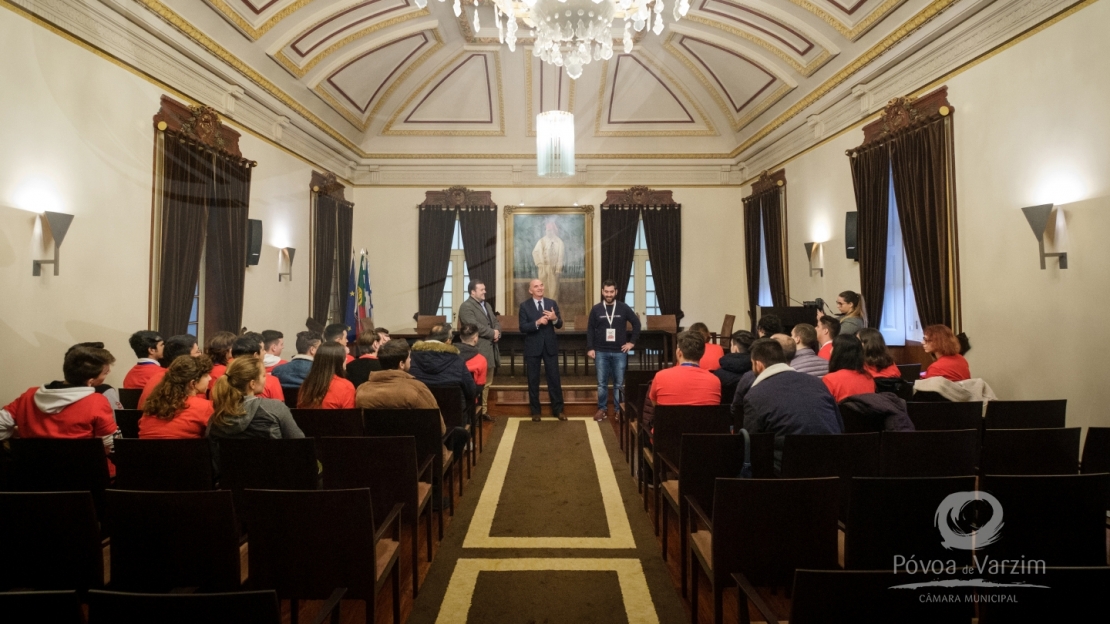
top-left (529, 279), bottom-right (545, 298)
top-left (771, 333), bottom-right (797, 362)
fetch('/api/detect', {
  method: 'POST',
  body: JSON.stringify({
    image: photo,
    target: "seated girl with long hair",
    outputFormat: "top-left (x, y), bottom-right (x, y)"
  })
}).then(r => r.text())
top-left (206, 356), bottom-right (303, 440)
top-left (922, 325), bottom-right (971, 382)
top-left (139, 354), bottom-right (214, 439)
top-left (857, 328), bottom-right (902, 379)
top-left (822, 335), bottom-right (876, 403)
top-left (296, 343), bottom-right (356, 409)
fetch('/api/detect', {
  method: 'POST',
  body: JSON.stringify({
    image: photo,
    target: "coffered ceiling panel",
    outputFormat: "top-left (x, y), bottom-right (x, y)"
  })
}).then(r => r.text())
top-left (596, 54), bottom-right (716, 136)
top-left (382, 51), bottom-right (505, 135)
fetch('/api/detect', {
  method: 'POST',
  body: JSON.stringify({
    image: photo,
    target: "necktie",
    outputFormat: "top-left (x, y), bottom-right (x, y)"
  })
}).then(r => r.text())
top-left (481, 301), bottom-right (490, 321)
top-left (537, 300), bottom-right (543, 312)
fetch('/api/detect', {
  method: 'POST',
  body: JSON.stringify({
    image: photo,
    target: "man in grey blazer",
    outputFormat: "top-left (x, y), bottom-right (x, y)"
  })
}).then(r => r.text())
top-left (457, 279), bottom-right (500, 419)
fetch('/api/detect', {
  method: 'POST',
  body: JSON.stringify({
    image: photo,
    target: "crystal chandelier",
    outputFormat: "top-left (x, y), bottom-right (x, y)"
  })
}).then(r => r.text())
top-left (414, 0), bottom-right (690, 79)
top-left (536, 111), bottom-right (575, 177)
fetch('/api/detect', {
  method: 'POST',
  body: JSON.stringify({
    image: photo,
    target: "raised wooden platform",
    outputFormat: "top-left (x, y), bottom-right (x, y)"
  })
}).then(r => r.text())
top-left (489, 375), bottom-right (617, 416)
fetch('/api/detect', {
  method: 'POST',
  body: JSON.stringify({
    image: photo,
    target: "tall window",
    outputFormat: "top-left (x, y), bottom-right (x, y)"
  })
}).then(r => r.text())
top-left (187, 283), bottom-right (200, 337)
top-left (625, 217), bottom-right (660, 316)
top-left (757, 214), bottom-right (773, 307)
top-left (879, 171), bottom-right (923, 345)
top-left (438, 217), bottom-right (470, 324)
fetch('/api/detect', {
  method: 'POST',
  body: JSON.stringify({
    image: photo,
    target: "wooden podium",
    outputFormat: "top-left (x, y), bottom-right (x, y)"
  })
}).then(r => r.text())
top-left (757, 306), bottom-right (818, 333)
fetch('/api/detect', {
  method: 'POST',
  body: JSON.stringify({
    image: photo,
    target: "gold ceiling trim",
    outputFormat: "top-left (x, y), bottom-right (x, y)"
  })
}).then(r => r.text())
top-left (684, 14), bottom-right (832, 77)
top-left (593, 54), bottom-right (718, 137)
top-left (315, 87), bottom-right (368, 130)
top-left (786, 0), bottom-right (908, 41)
top-left (524, 55), bottom-right (578, 137)
top-left (205, 0), bottom-right (314, 41)
top-left (272, 9), bottom-right (431, 79)
top-left (381, 50), bottom-right (507, 136)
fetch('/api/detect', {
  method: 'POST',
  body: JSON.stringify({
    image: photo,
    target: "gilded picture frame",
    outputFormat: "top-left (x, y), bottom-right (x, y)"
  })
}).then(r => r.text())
top-left (504, 205), bottom-right (594, 325)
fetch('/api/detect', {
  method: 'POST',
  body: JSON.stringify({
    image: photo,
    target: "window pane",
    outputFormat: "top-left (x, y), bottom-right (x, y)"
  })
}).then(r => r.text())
top-left (189, 295), bottom-right (198, 326)
top-left (451, 218), bottom-right (464, 250)
top-left (635, 218), bottom-right (647, 250)
top-left (880, 168), bottom-right (911, 345)
top-left (757, 215), bottom-right (773, 308)
top-left (645, 259), bottom-right (653, 277)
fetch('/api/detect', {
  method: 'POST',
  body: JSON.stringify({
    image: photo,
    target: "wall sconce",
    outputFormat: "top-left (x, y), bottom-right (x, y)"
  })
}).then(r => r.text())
top-left (32, 211), bottom-right (74, 276)
top-left (1021, 204), bottom-right (1067, 269)
top-left (278, 247), bottom-right (296, 281)
top-left (804, 242), bottom-right (824, 277)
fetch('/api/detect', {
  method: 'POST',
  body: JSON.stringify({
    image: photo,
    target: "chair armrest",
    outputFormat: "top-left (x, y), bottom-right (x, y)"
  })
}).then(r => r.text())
top-left (658, 451), bottom-right (679, 477)
top-left (418, 455), bottom-right (434, 482)
top-left (685, 495), bottom-right (712, 533)
top-left (309, 587), bottom-right (348, 624)
top-left (731, 572), bottom-right (779, 624)
top-left (374, 503), bottom-right (405, 543)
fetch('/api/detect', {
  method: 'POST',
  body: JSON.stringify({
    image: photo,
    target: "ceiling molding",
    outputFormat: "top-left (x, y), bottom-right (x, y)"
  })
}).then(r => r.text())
top-left (204, 0), bottom-right (315, 40)
top-left (785, 0), bottom-right (909, 40)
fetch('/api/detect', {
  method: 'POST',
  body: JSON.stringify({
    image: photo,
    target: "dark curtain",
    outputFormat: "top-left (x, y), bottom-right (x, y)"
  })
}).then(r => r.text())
top-left (849, 143), bottom-right (891, 328)
top-left (760, 189), bottom-right (788, 308)
top-left (418, 206), bottom-right (457, 315)
top-left (458, 206), bottom-right (498, 311)
top-left (311, 194), bottom-right (338, 326)
top-left (157, 134), bottom-right (211, 337)
top-left (600, 205), bottom-right (640, 300)
top-left (890, 118), bottom-right (953, 327)
top-left (203, 156), bottom-right (251, 342)
top-left (336, 201), bottom-right (354, 324)
top-left (641, 205), bottom-right (682, 322)
top-left (742, 197), bottom-right (762, 330)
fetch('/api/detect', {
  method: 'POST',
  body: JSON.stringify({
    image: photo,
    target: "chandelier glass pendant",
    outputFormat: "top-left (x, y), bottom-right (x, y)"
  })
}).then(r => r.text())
top-left (415, 0), bottom-right (690, 79)
top-left (536, 111), bottom-right (575, 177)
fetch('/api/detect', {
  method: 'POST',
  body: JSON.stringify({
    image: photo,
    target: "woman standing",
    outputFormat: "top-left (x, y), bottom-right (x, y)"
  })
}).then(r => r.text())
top-left (858, 328), bottom-right (901, 379)
top-left (922, 325), bottom-right (971, 382)
top-left (296, 343), bottom-right (356, 409)
top-left (822, 335), bottom-right (876, 402)
top-left (818, 291), bottom-right (867, 337)
top-left (139, 354), bottom-right (214, 439)
top-left (207, 357), bottom-right (304, 440)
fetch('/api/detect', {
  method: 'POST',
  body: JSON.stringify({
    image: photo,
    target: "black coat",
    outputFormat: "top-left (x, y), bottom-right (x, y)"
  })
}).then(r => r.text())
top-left (518, 297), bottom-right (563, 357)
top-left (408, 341), bottom-right (478, 405)
top-left (712, 352), bottom-right (752, 404)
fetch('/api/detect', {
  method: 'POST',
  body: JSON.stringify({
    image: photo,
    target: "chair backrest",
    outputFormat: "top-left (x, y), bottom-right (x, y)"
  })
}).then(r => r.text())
top-left (748, 432), bottom-right (777, 479)
top-left (428, 385), bottom-right (468, 429)
top-left (719, 314), bottom-right (735, 342)
top-left (0, 591), bottom-right (84, 624)
top-left (9, 438), bottom-right (110, 513)
top-left (105, 489), bottom-right (240, 592)
top-left (416, 315), bottom-right (447, 333)
top-left (241, 488), bottom-right (377, 600)
top-left (1081, 427), bottom-right (1110, 474)
top-left (364, 408), bottom-right (445, 471)
top-left (498, 314), bottom-right (519, 332)
top-left (839, 403), bottom-right (885, 434)
top-left (289, 408), bottom-right (364, 438)
top-left (646, 314), bottom-right (677, 333)
top-left (781, 433), bottom-right (880, 521)
top-left (320, 436), bottom-right (420, 526)
top-left (980, 427), bottom-right (1080, 475)
top-left (113, 438), bottom-right (215, 491)
top-left (979, 474), bottom-right (1108, 566)
top-left (873, 377), bottom-right (915, 401)
top-left (118, 388), bottom-right (143, 411)
top-left (905, 401), bottom-right (982, 431)
top-left (984, 399), bottom-right (1067, 429)
top-left (0, 492), bottom-right (103, 592)
top-left (651, 404), bottom-right (731, 467)
top-left (623, 370), bottom-right (657, 416)
top-left (87, 589), bottom-right (281, 624)
top-left (115, 409), bottom-right (143, 439)
top-left (844, 476), bottom-right (977, 570)
top-left (896, 364), bottom-right (921, 381)
top-left (977, 567), bottom-right (1110, 623)
top-left (282, 386), bottom-right (299, 409)
top-left (677, 434), bottom-right (745, 517)
top-left (880, 429), bottom-right (980, 477)
top-left (789, 570), bottom-right (972, 624)
top-left (216, 438), bottom-right (319, 493)
top-left (712, 477), bottom-right (839, 586)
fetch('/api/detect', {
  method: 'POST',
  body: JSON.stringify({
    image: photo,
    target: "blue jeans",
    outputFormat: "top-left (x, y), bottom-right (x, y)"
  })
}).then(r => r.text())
top-left (595, 350), bottom-right (627, 410)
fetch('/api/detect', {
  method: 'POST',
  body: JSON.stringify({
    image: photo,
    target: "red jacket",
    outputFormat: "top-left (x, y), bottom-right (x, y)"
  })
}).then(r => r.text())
top-left (123, 361), bottom-right (163, 390)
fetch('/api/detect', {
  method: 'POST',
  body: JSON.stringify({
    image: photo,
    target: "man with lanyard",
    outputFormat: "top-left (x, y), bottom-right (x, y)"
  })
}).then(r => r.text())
top-left (586, 279), bottom-right (641, 422)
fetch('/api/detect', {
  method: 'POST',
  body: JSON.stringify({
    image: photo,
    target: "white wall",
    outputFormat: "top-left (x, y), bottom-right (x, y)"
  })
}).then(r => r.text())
top-left (777, 1), bottom-right (1110, 429)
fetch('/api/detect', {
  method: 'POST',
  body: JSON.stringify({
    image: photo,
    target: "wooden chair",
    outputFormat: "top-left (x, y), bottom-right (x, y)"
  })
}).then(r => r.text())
top-left (416, 315), bottom-right (447, 335)
top-left (839, 403), bottom-right (890, 433)
top-left (364, 408), bottom-right (456, 536)
top-left (428, 385), bottom-right (472, 486)
top-left (1080, 427), bottom-right (1110, 514)
top-left (0, 591), bottom-right (84, 624)
top-left (241, 488), bottom-right (401, 624)
top-left (117, 388), bottom-right (142, 410)
top-left (113, 438), bottom-right (215, 491)
top-left (87, 589), bottom-right (335, 624)
top-left (105, 490), bottom-right (241, 592)
top-left (689, 477), bottom-right (839, 624)
top-left (844, 476), bottom-right (976, 570)
top-left (282, 386), bottom-right (300, 410)
top-left (290, 408), bottom-right (365, 438)
top-left (979, 474), bottom-right (1108, 566)
top-left (978, 567), bottom-right (1110, 623)
top-left (115, 409), bottom-right (143, 439)
top-left (647, 404), bottom-right (731, 535)
top-left (0, 492), bottom-right (103, 592)
top-left (710, 314), bottom-right (736, 350)
top-left (645, 314), bottom-right (677, 368)
top-left (215, 438), bottom-right (320, 516)
top-left (905, 401), bottom-right (982, 431)
top-left (622, 369), bottom-right (657, 461)
top-left (896, 363), bottom-right (921, 381)
top-left (320, 436), bottom-right (434, 598)
top-left (9, 438), bottom-right (111, 515)
top-left (980, 427), bottom-right (1080, 475)
top-left (984, 399), bottom-right (1067, 429)
top-left (880, 429), bottom-right (980, 477)
top-left (781, 433), bottom-right (881, 522)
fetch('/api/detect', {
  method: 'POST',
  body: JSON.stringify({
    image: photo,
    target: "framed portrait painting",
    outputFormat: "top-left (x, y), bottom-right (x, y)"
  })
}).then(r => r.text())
top-left (504, 206), bottom-right (594, 326)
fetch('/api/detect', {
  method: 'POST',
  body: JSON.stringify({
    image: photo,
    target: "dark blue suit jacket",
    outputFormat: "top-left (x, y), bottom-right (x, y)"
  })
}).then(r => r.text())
top-left (519, 297), bottom-right (563, 357)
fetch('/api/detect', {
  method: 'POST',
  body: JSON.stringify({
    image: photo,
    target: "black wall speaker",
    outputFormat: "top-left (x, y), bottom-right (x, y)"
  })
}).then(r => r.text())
top-left (246, 219), bottom-right (263, 266)
top-left (845, 211), bottom-right (858, 261)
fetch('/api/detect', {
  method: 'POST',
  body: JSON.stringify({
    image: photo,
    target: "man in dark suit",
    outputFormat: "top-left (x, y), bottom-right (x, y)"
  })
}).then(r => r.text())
top-left (518, 278), bottom-right (565, 421)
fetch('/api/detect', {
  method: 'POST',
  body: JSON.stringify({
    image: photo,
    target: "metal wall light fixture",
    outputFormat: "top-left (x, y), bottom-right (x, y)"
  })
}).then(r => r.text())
top-left (278, 247), bottom-right (296, 281)
top-left (804, 241), bottom-right (824, 277)
top-left (1022, 204), bottom-right (1067, 269)
top-left (32, 211), bottom-right (74, 276)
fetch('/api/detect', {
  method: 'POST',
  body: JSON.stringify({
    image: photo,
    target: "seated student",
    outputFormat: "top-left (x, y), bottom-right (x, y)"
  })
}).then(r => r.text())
top-left (689, 322), bottom-right (725, 371)
top-left (375, 327), bottom-right (391, 345)
top-left (922, 325), bottom-right (971, 382)
top-left (272, 330), bottom-right (321, 389)
top-left (324, 323), bottom-right (354, 364)
top-left (346, 330), bottom-right (383, 389)
top-left (204, 331), bottom-right (237, 382)
top-left (757, 314), bottom-right (784, 338)
top-left (789, 323), bottom-right (829, 377)
top-left (0, 344), bottom-right (120, 450)
top-left (261, 330), bottom-right (287, 372)
top-left (408, 324), bottom-right (478, 418)
top-left (823, 335), bottom-right (876, 403)
top-left (138, 334), bottom-right (202, 409)
top-left (228, 334), bottom-right (284, 402)
top-left (712, 330), bottom-right (754, 403)
top-left (742, 338), bottom-right (843, 474)
top-left (139, 355), bottom-right (214, 439)
top-left (296, 343), bottom-right (355, 409)
top-left (455, 323), bottom-right (489, 386)
top-left (645, 331), bottom-right (721, 429)
top-left (858, 328), bottom-right (901, 378)
top-left (815, 315), bottom-right (840, 361)
top-left (206, 356), bottom-right (303, 440)
top-left (123, 330), bottom-right (164, 389)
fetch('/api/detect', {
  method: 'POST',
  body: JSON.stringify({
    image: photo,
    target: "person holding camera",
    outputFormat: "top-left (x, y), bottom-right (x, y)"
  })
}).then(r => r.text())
top-left (816, 290), bottom-right (867, 337)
